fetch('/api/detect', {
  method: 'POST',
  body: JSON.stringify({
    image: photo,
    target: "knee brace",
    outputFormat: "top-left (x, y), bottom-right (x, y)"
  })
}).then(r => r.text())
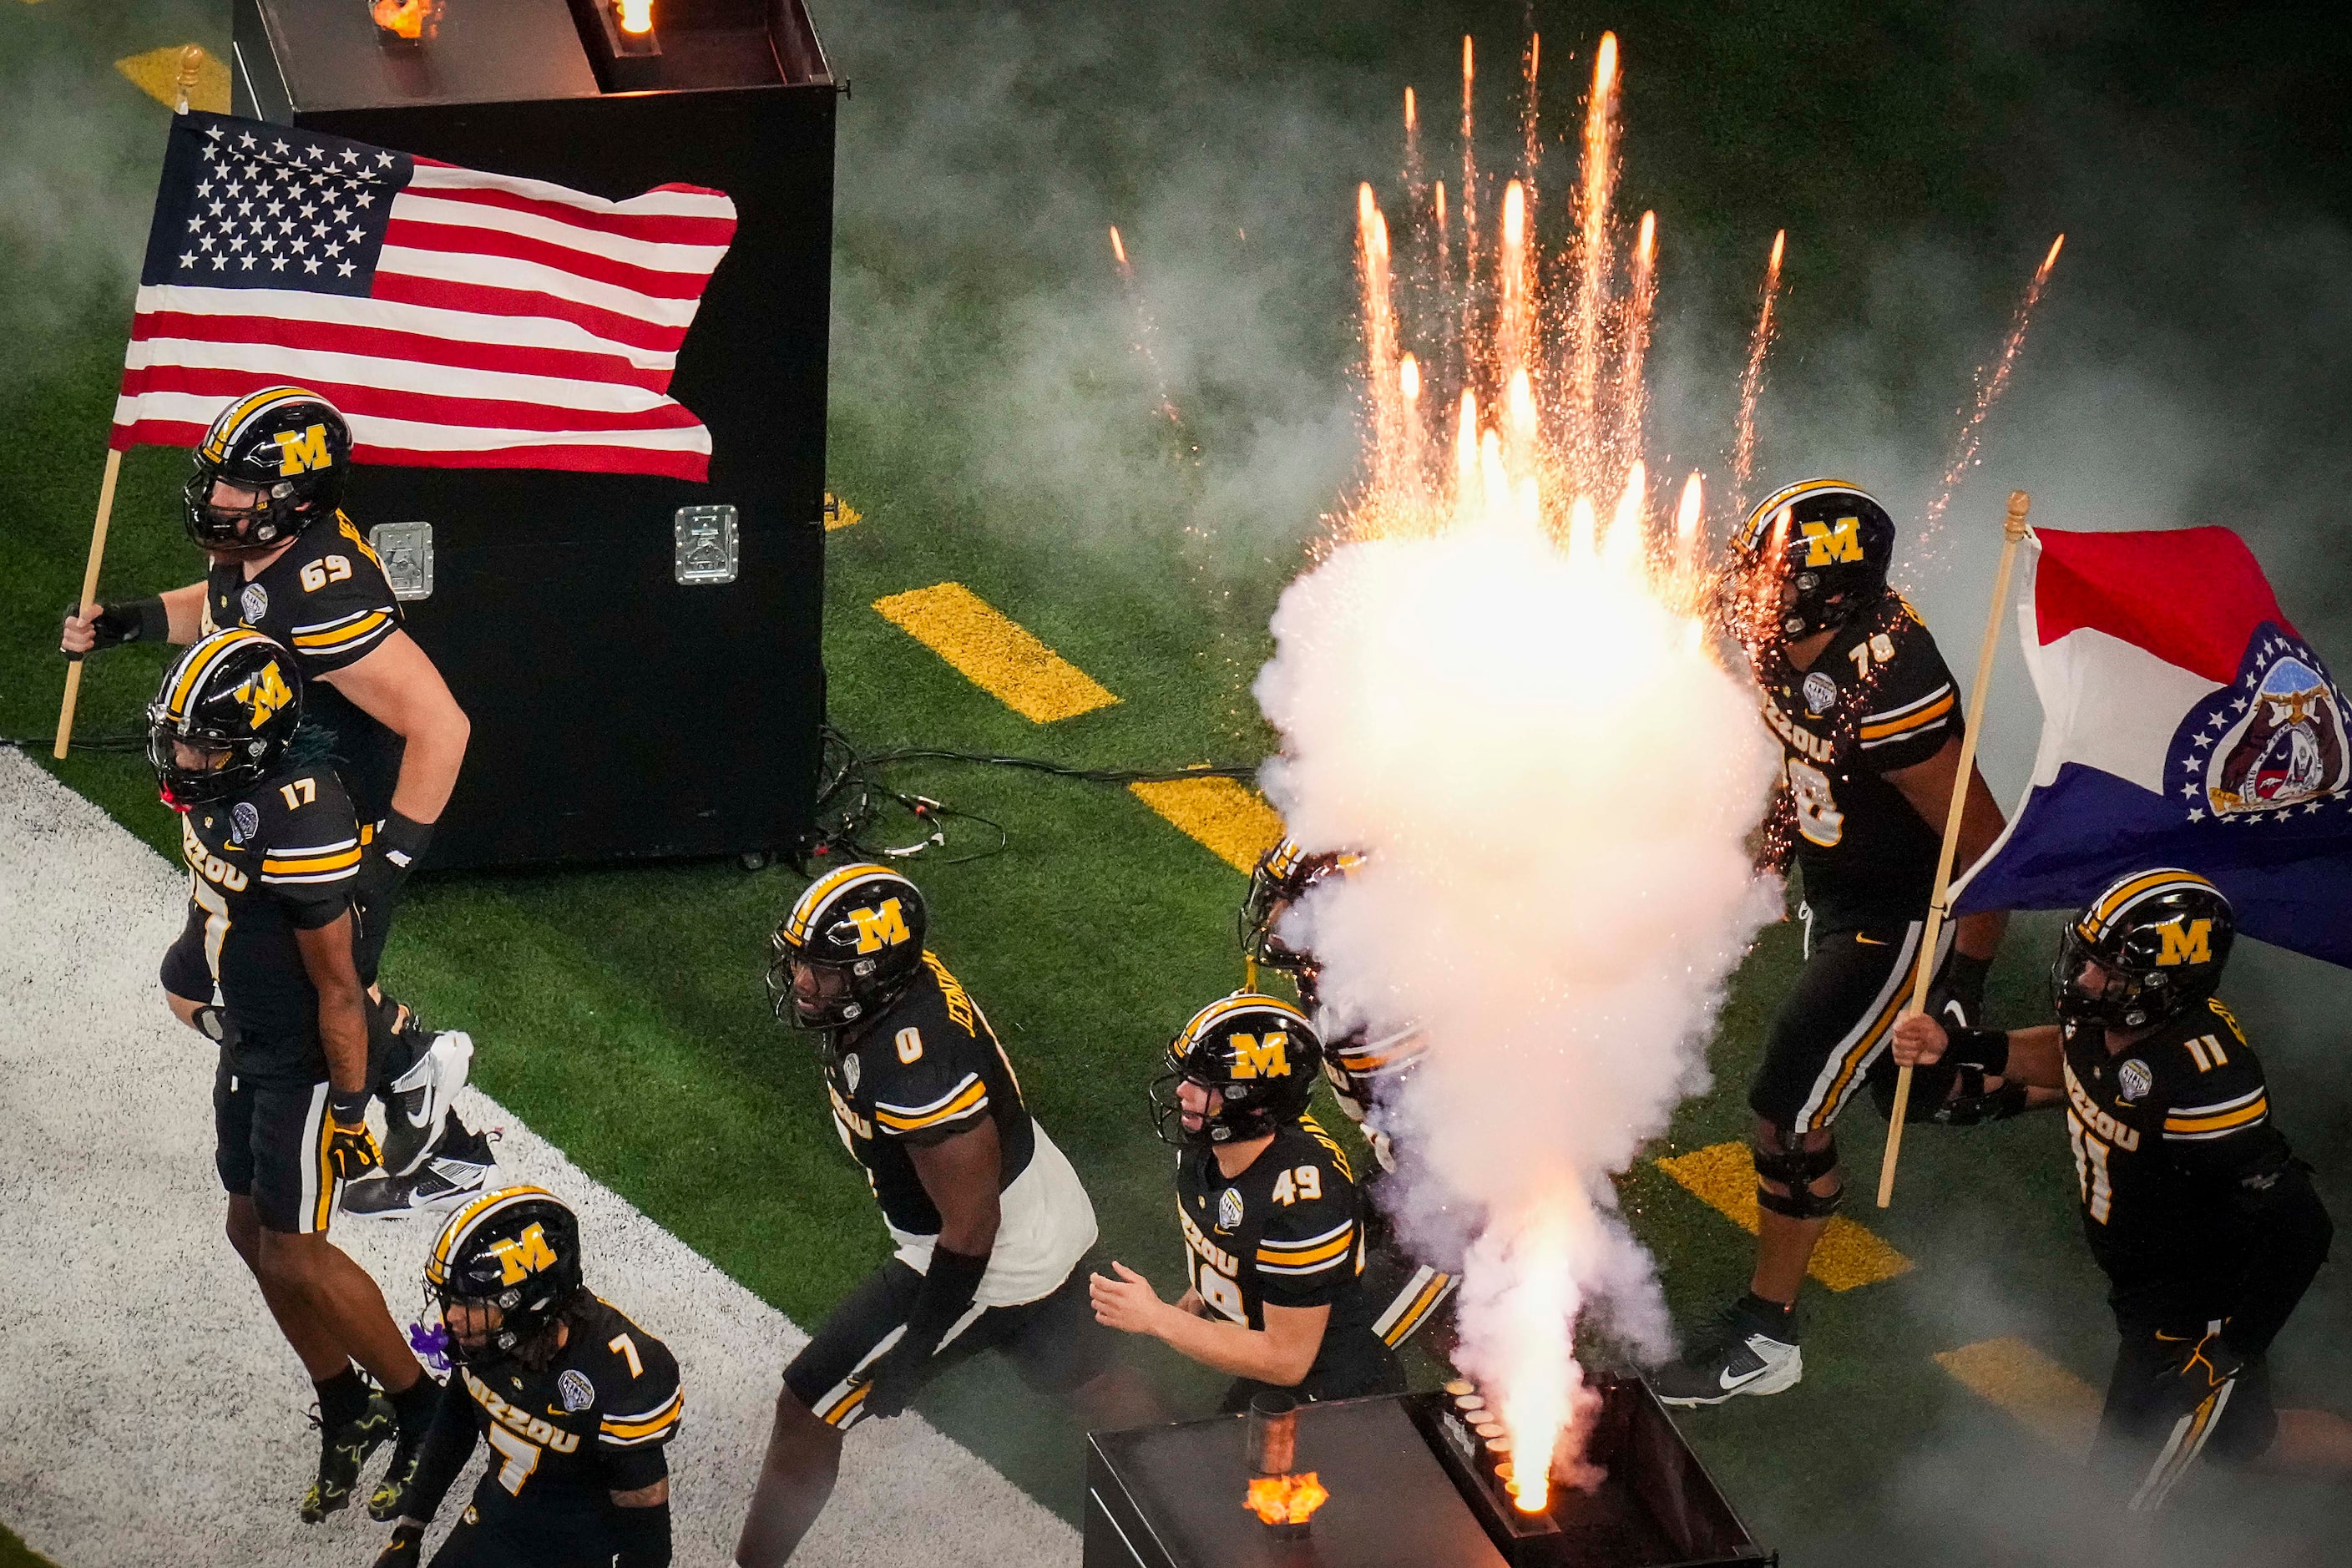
top-left (1753, 1131), bottom-right (1844, 1220)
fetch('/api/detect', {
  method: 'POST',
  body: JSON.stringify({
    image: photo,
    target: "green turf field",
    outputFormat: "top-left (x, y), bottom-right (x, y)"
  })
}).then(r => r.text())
top-left (6, 3), bottom-right (2349, 1564)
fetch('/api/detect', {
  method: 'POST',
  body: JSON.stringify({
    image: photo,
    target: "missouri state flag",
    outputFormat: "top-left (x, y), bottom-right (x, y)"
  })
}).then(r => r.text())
top-left (1953, 526), bottom-right (2352, 967)
top-left (111, 109), bottom-right (736, 479)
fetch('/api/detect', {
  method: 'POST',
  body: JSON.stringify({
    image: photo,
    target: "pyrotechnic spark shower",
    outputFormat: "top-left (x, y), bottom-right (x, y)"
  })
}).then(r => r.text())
top-left (1257, 31), bottom-right (1782, 1515)
top-left (1731, 228), bottom-right (1784, 518)
top-left (1919, 234), bottom-right (2066, 549)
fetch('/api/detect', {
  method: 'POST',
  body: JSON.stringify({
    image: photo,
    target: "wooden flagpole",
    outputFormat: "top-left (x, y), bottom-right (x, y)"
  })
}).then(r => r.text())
top-left (53, 47), bottom-right (204, 761)
top-left (1876, 488), bottom-right (2032, 1207)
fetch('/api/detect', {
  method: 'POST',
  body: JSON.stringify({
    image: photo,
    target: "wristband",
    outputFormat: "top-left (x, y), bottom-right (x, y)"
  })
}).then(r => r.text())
top-left (329, 1089), bottom-right (371, 1125)
top-left (608, 1500), bottom-right (672, 1568)
top-left (1944, 1026), bottom-right (2010, 1076)
top-left (377, 810), bottom-right (434, 873)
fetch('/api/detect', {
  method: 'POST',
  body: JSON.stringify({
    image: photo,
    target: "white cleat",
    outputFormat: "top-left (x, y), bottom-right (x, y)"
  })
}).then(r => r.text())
top-left (381, 1029), bottom-right (473, 1179)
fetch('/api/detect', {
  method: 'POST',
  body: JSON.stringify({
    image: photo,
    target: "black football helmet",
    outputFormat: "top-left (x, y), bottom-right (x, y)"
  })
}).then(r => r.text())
top-left (145, 628), bottom-right (305, 809)
top-left (1239, 836), bottom-right (1363, 990)
top-left (423, 1186), bottom-right (585, 1366)
top-left (2055, 868), bottom-right (2236, 1032)
top-left (1725, 478), bottom-right (1896, 640)
top-left (184, 386), bottom-right (352, 555)
top-left (768, 862), bottom-right (928, 1029)
top-left (1151, 993), bottom-right (1323, 1146)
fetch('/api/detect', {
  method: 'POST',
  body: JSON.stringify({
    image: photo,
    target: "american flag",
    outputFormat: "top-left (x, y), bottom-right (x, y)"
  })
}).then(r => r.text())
top-left (112, 110), bottom-right (736, 481)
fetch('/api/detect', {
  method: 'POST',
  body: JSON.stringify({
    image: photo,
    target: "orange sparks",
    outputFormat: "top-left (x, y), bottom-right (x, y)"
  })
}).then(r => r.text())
top-left (1616, 209), bottom-right (1658, 463)
top-left (1108, 225), bottom-right (1127, 270)
top-left (1244, 1473), bottom-right (1330, 1528)
top-left (1434, 180), bottom-right (1447, 226)
top-left (617, 0), bottom-right (652, 34)
top-left (1732, 229), bottom-right (1786, 516)
top-left (1404, 85), bottom-right (1416, 132)
top-left (1920, 233), bottom-right (2066, 544)
top-left (1400, 353), bottom-right (1421, 402)
top-left (1564, 32), bottom-right (1621, 475)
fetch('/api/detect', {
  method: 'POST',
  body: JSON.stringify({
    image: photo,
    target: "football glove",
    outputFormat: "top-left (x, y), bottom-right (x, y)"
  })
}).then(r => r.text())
top-left (371, 1523), bottom-right (423, 1568)
top-left (1924, 950), bottom-right (1992, 1030)
top-left (328, 1116), bottom-right (384, 1181)
top-left (355, 811), bottom-right (435, 914)
top-left (60, 597), bottom-right (168, 659)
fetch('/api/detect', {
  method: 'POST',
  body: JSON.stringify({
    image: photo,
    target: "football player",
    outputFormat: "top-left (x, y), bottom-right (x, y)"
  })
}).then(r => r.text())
top-left (372, 1187), bottom-right (681, 1566)
top-left (62, 387), bottom-right (492, 1216)
top-left (1894, 871), bottom-right (2349, 1509)
top-left (1242, 837), bottom-right (1459, 1353)
top-left (1090, 993), bottom-right (1407, 1412)
top-left (1656, 479), bottom-right (2029, 1406)
top-left (735, 865), bottom-right (1161, 1568)
top-left (145, 630), bottom-right (443, 1522)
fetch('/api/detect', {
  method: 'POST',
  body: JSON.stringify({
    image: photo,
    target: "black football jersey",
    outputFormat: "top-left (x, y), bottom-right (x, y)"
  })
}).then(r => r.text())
top-left (1318, 1020), bottom-right (1427, 1176)
top-left (1755, 595), bottom-right (1959, 929)
top-left (2061, 998), bottom-right (2293, 1320)
top-left (1176, 1115), bottom-right (1373, 1338)
top-left (422, 1300), bottom-right (683, 1548)
top-left (201, 511), bottom-right (406, 822)
top-left (178, 764), bottom-right (362, 1077)
top-left (822, 952), bottom-right (1038, 1241)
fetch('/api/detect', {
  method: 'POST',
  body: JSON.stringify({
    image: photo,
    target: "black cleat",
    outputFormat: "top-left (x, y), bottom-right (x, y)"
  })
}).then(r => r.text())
top-left (344, 1126), bottom-right (497, 1221)
top-left (367, 1423), bottom-right (426, 1521)
top-left (301, 1393), bottom-right (396, 1523)
top-left (1650, 1299), bottom-right (1803, 1407)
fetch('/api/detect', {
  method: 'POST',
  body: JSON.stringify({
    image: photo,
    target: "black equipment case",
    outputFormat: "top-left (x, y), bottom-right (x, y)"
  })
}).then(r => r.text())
top-left (230, 0), bottom-right (836, 869)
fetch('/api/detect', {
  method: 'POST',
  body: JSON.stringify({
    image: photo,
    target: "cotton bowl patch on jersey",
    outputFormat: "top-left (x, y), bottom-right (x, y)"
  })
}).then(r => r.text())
top-left (230, 802), bottom-right (260, 845)
top-left (559, 1368), bottom-right (595, 1413)
top-left (2167, 625), bottom-right (2350, 821)
top-left (2117, 1060), bottom-right (2154, 1102)
top-left (842, 1053), bottom-right (861, 1093)
top-left (1218, 1187), bottom-right (1246, 1232)
top-left (1803, 670), bottom-right (1839, 716)
top-left (240, 584), bottom-right (268, 624)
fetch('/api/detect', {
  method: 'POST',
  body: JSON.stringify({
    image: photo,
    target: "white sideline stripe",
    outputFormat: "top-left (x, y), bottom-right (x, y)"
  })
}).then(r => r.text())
top-left (0, 748), bottom-right (1076, 1568)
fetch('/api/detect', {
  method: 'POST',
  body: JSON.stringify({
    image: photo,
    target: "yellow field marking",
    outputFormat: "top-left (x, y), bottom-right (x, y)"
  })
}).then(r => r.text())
top-left (872, 583), bottom-right (1118, 724)
top-left (115, 44), bottom-right (231, 112)
top-left (1934, 1337), bottom-right (2100, 1457)
top-left (1655, 1141), bottom-right (1914, 1290)
top-left (823, 493), bottom-right (862, 531)
top-left (1129, 776), bottom-right (1284, 874)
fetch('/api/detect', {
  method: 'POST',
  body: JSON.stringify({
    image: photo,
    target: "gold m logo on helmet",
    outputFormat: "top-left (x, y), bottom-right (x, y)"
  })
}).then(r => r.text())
top-left (1230, 1032), bottom-right (1290, 1079)
top-left (842, 898), bottom-right (912, 954)
top-left (2156, 918), bottom-right (2213, 967)
top-left (486, 1222), bottom-right (559, 1285)
top-left (237, 661), bottom-right (294, 730)
top-left (273, 423), bottom-right (332, 475)
top-left (1801, 517), bottom-right (1864, 566)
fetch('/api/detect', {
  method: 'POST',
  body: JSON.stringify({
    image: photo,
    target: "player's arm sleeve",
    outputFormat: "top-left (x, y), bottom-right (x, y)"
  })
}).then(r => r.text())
top-left (2166, 1060), bottom-right (2334, 1356)
top-left (868, 1010), bottom-right (994, 1147)
top-left (260, 789), bottom-right (363, 929)
top-left (597, 1335), bottom-right (685, 1470)
top-left (397, 1378), bottom-right (478, 1526)
top-left (286, 551), bottom-right (402, 672)
top-left (1854, 621), bottom-right (1960, 773)
top-left (1252, 1178), bottom-right (1361, 1310)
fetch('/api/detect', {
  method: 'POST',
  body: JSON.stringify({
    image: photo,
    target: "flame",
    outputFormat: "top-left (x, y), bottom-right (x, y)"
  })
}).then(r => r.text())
top-left (1108, 225), bottom-right (1127, 271)
top-left (372, 0), bottom-right (425, 39)
top-left (1325, 27), bottom-right (1773, 1502)
top-left (1404, 85), bottom-right (1417, 133)
top-left (1244, 1472), bottom-right (1330, 1526)
top-left (1731, 229), bottom-right (1786, 517)
top-left (1918, 232), bottom-right (2066, 549)
top-left (617, 0), bottom-right (653, 35)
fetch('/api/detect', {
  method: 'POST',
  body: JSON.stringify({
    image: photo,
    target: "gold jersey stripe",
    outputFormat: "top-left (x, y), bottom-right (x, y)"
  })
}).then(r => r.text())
top-left (2163, 1098), bottom-right (2267, 1134)
top-left (1934, 1337), bottom-right (2100, 1458)
top-left (1857, 691), bottom-right (1955, 740)
top-left (600, 1395), bottom-right (684, 1439)
top-left (1129, 776), bottom-right (1286, 874)
top-left (873, 1080), bottom-right (988, 1132)
top-left (291, 611), bottom-right (391, 650)
top-left (262, 847), bottom-right (363, 874)
top-left (1257, 1230), bottom-right (1353, 1267)
top-left (871, 582), bottom-right (1118, 724)
top-left (1655, 1141), bottom-right (1914, 1291)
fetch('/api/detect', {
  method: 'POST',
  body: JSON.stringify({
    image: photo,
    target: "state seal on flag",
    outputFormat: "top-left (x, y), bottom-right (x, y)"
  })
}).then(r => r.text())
top-left (2173, 625), bottom-right (2350, 820)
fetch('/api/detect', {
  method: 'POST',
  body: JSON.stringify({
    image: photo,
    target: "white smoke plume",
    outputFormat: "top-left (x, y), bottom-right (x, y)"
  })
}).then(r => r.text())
top-left (1255, 507), bottom-right (1783, 1494)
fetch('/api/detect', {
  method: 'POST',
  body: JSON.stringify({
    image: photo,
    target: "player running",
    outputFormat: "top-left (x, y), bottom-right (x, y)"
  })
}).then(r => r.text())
top-left (1090, 993), bottom-right (1407, 1411)
top-left (736, 865), bottom-right (1162, 1568)
top-left (1656, 479), bottom-right (2022, 1406)
top-left (145, 630), bottom-right (443, 1521)
top-left (372, 1187), bottom-right (681, 1567)
top-left (1894, 870), bottom-right (2349, 1509)
top-left (1241, 837), bottom-right (1459, 1353)
top-left (63, 387), bottom-right (490, 1217)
